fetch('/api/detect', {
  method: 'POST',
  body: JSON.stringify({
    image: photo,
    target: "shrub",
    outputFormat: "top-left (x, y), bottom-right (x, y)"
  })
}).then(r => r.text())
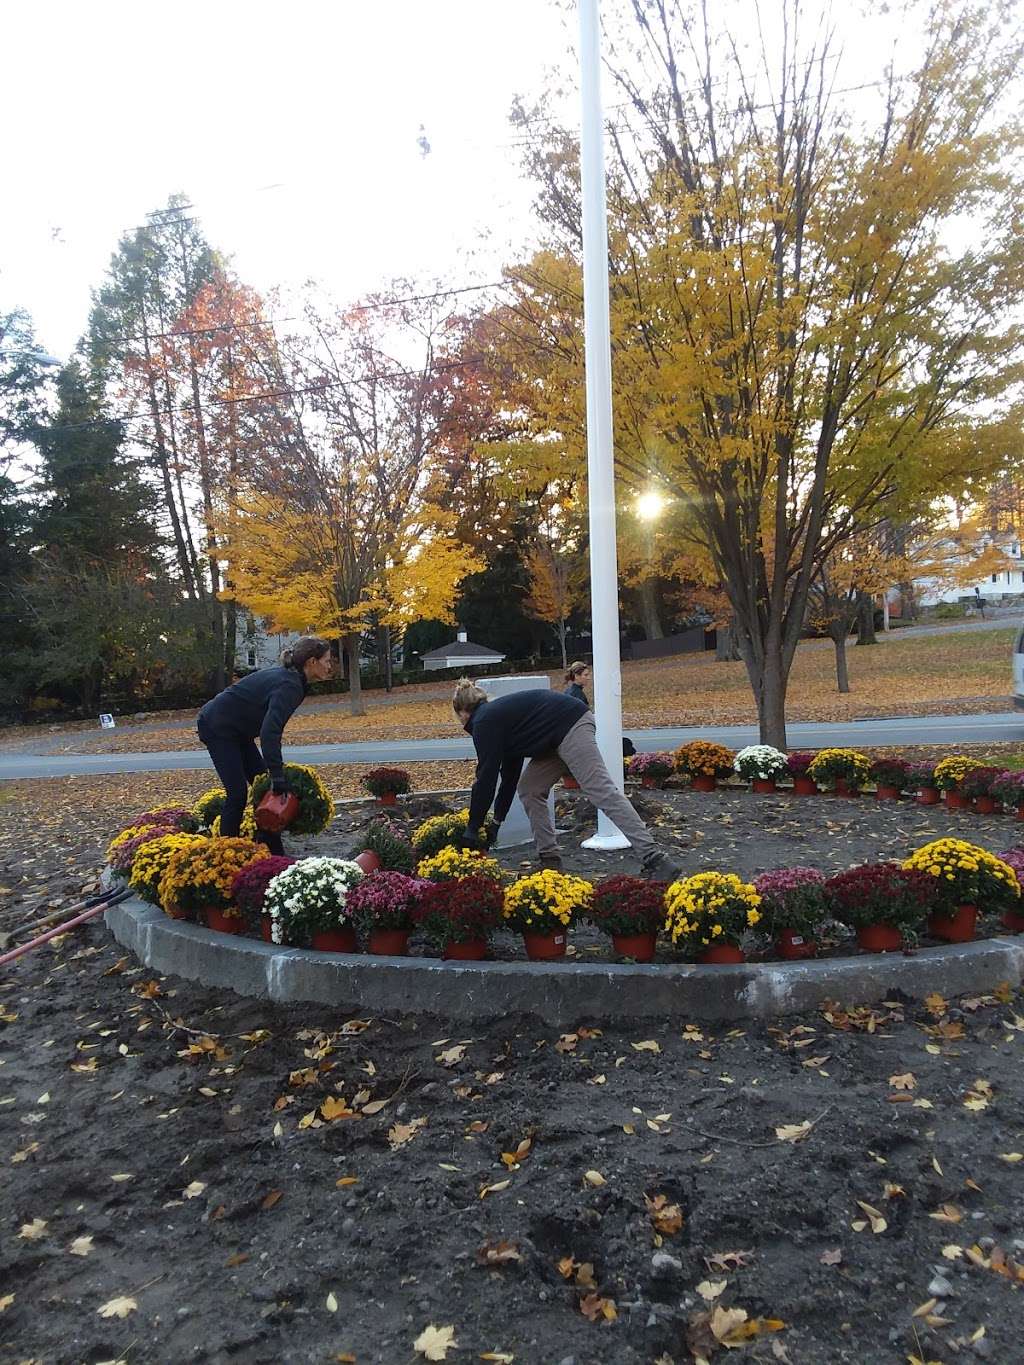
top-left (870, 757), bottom-right (910, 790)
top-left (129, 832), bottom-right (208, 906)
top-left (663, 872), bottom-right (761, 952)
top-left (807, 748), bottom-right (871, 790)
top-left (347, 871), bottom-right (426, 933)
top-left (826, 862), bottom-right (936, 935)
top-left (251, 763), bottom-right (335, 835)
top-left (158, 837), bottom-right (265, 919)
top-left (230, 856), bottom-right (296, 927)
top-left (416, 846), bottom-right (504, 884)
top-left (263, 857), bottom-right (365, 946)
top-left (673, 740), bottom-right (734, 780)
top-left (627, 752), bottom-right (675, 784)
top-left (903, 838), bottom-right (1020, 915)
top-left (753, 867), bottom-right (830, 937)
top-left (360, 766), bottom-right (412, 798)
top-left (503, 870), bottom-right (593, 934)
top-left (588, 875), bottom-right (666, 935)
top-left (360, 818), bottom-right (417, 873)
top-left (932, 755), bottom-right (979, 792)
top-left (414, 876), bottom-right (505, 949)
top-left (733, 745), bottom-right (788, 781)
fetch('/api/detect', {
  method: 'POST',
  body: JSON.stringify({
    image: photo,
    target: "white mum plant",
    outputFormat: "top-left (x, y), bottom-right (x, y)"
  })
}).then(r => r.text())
top-left (264, 856), bottom-right (364, 946)
top-left (733, 745), bottom-right (788, 781)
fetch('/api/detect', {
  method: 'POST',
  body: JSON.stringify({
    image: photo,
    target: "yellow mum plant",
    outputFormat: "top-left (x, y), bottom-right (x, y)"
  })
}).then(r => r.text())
top-left (932, 755), bottom-right (981, 793)
top-left (903, 838), bottom-right (1020, 913)
top-left (503, 870), bottom-right (593, 933)
top-left (158, 837), bottom-right (265, 920)
top-left (210, 806), bottom-right (258, 838)
top-left (411, 809), bottom-right (495, 857)
top-left (129, 832), bottom-right (208, 906)
top-left (664, 871), bottom-right (761, 950)
top-left (416, 846), bottom-right (504, 884)
top-left (807, 748), bottom-right (871, 791)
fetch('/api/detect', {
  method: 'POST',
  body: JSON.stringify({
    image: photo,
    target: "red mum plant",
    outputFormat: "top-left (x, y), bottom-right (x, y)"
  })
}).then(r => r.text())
top-left (826, 862), bottom-right (936, 937)
top-left (959, 765), bottom-right (1001, 800)
top-left (588, 875), bottom-right (666, 936)
top-left (230, 856), bottom-right (296, 929)
top-left (413, 875), bottom-right (504, 949)
top-left (785, 752), bottom-right (815, 777)
top-left (869, 757), bottom-right (910, 791)
top-left (361, 767), bottom-right (412, 799)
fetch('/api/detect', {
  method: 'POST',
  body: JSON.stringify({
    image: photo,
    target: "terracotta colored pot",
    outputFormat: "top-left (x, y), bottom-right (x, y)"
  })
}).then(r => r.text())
top-left (260, 913), bottom-right (273, 943)
top-left (443, 939), bottom-right (487, 960)
top-left (205, 906), bottom-right (244, 934)
top-left (377, 791), bottom-right (398, 807)
top-left (1000, 908), bottom-right (1024, 932)
top-left (916, 786), bottom-right (940, 805)
top-left (562, 775), bottom-right (580, 790)
top-left (775, 928), bottom-right (818, 960)
top-left (611, 931), bottom-right (657, 962)
top-left (856, 923), bottom-right (904, 953)
top-left (310, 926), bottom-right (358, 953)
top-left (691, 775), bottom-right (717, 792)
top-left (944, 789), bottom-right (970, 810)
top-left (1016, 804), bottom-right (1024, 822)
top-left (928, 903), bottom-right (977, 943)
top-left (874, 785), bottom-right (900, 801)
top-left (752, 777), bottom-right (777, 794)
top-left (972, 795), bottom-right (997, 815)
top-left (254, 789), bottom-right (300, 834)
top-left (834, 777), bottom-right (860, 797)
top-left (641, 775), bottom-right (663, 790)
top-left (698, 943), bottom-right (745, 964)
top-left (165, 905), bottom-right (189, 921)
top-left (523, 930), bottom-right (568, 961)
top-left (368, 928), bottom-right (411, 956)
top-left (792, 775), bottom-right (819, 796)
top-left (353, 850), bottom-right (382, 874)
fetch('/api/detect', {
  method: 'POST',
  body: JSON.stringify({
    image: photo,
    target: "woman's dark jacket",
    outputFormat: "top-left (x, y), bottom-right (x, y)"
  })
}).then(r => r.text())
top-left (198, 666), bottom-right (307, 782)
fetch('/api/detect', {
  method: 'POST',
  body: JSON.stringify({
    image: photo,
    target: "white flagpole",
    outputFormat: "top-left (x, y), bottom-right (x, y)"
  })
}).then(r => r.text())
top-left (578, 0), bottom-right (628, 849)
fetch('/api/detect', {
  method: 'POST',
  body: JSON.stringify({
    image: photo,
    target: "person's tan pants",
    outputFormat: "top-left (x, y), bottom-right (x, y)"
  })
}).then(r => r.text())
top-left (516, 714), bottom-right (656, 858)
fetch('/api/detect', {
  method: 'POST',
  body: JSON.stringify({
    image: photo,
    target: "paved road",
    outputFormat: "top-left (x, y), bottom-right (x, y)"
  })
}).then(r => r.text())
top-left (2, 712), bottom-right (1022, 780)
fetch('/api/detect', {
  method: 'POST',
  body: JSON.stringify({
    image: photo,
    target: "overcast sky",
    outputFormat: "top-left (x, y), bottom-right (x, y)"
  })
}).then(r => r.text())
top-left (3, 0), bottom-right (573, 358)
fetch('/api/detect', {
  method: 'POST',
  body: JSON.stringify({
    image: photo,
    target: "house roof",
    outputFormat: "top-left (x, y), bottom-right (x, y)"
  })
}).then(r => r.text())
top-left (421, 640), bottom-right (506, 660)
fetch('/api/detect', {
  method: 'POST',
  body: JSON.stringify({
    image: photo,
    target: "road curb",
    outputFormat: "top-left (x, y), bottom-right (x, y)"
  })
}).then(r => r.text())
top-left (104, 897), bottom-right (1024, 1025)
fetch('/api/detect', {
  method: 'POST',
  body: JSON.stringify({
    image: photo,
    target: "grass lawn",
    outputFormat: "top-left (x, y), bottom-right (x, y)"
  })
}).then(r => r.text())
top-left (1, 625), bottom-right (1017, 755)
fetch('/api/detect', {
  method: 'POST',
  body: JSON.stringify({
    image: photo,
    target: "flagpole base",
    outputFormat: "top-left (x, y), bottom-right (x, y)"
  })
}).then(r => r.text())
top-left (581, 832), bottom-right (631, 851)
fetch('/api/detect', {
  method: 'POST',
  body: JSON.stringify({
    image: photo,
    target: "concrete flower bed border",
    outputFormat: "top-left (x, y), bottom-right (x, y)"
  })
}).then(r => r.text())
top-left (105, 896), bottom-right (1024, 1025)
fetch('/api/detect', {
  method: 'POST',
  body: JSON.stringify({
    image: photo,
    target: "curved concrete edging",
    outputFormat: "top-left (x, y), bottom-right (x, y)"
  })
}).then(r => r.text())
top-left (104, 896), bottom-right (1024, 1025)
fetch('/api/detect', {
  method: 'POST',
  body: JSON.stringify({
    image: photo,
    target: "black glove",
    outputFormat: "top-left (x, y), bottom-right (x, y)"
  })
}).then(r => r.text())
top-left (271, 779), bottom-right (290, 797)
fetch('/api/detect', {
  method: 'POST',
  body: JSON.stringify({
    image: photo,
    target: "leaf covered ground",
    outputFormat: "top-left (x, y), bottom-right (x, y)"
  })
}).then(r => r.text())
top-left (1, 625), bottom-right (1016, 757)
top-left (2, 777), bottom-right (1024, 1362)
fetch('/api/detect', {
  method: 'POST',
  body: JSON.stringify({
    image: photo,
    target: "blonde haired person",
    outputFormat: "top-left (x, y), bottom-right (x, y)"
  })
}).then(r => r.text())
top-left (563, 661), bottom-right (590, 705)
top-left (453, 678), bottom-right (680, 878)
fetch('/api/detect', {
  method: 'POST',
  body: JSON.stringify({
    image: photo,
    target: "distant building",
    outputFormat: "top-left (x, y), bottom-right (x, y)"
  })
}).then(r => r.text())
top-left (234, 612), bottom-right (304, 671)
top-left (916, 536), bottom-right (1024, 606)
top-left (420, 630), bottom-right (506, 672)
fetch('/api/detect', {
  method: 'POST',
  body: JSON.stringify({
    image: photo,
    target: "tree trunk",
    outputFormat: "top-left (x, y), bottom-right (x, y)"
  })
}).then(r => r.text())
top-left (344, 632), bottom-right (365, 716)
top-left (715, 619), bottom-right (742, 662)
top-left (638, 576), bottom-right (665, 639)
top-left (757, 651), bottom-right (789, 747)
top-left (832, 630), bottom-right (851, 693)
top-left (187, 343), bottom-right (225, 690)
top-left (557, 618), bottom-right (568, 670)
top-left (855, 592), bottom-right (877, 646)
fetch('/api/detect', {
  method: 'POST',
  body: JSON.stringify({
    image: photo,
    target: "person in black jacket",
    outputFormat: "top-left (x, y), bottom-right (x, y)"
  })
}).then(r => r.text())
top-left (453, 679), bottom-right (681, 880)
top-left (563, 661), bottom-right (590, 705)
top-left (197, 637), bottom-right (332, 852)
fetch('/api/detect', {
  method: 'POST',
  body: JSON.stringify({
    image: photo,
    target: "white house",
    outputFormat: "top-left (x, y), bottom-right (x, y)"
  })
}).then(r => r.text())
top-left (420, 630), bottom-right (506, 672)
top-left (915, 536), bottom-right (1024, 606)
top-left (234, 612), bottom-right (304, 671)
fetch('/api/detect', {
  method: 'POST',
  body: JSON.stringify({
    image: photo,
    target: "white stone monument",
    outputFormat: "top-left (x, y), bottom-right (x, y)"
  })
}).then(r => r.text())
top-left (481, 674), bottom-right (556, 849)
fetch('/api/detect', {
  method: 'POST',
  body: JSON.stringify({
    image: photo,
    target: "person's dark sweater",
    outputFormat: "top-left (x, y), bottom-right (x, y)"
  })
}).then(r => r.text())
top-left (564, 681), bottom-right (588, 705)
top-left (465, 690), bottom-right (587, 833)
top-left (198, 666), bottom-right (307, 782)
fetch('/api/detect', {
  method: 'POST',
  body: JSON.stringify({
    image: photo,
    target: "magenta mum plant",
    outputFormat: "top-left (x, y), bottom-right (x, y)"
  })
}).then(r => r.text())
top-left (753, 867), bottom-right (829, 937)
top-left (905, 761), bottom-right (938, 791)
top-left (347, 871), bottom-right (426, 932)
top-left (786, 752), bottom-right (815, 778)
top-left (992, 772), bottom-right (1024, 808)
top-left (230, 856), bottom-right (296, 927)
top-left (627, 752), bottom-right (674, 783)
top-left (109, 824), bottom-right (179, 876)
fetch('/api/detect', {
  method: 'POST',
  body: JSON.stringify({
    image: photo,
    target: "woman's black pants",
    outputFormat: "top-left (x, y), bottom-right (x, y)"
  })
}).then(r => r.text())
top-left (197, 721), bottom-right (284, 856)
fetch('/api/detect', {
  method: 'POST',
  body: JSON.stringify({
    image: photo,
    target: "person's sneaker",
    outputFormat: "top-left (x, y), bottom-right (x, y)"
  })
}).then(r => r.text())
top-left (539, 852), bottom-right (564, 872)
top-left (640, 849), bottom-right (683, 883)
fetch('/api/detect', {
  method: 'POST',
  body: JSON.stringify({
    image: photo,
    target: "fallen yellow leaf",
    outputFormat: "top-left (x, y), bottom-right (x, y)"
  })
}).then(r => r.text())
top-left (97, 1295), bottom-right (137, 1319)
top-left (414, 1323), bottom-right (458, 1360)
